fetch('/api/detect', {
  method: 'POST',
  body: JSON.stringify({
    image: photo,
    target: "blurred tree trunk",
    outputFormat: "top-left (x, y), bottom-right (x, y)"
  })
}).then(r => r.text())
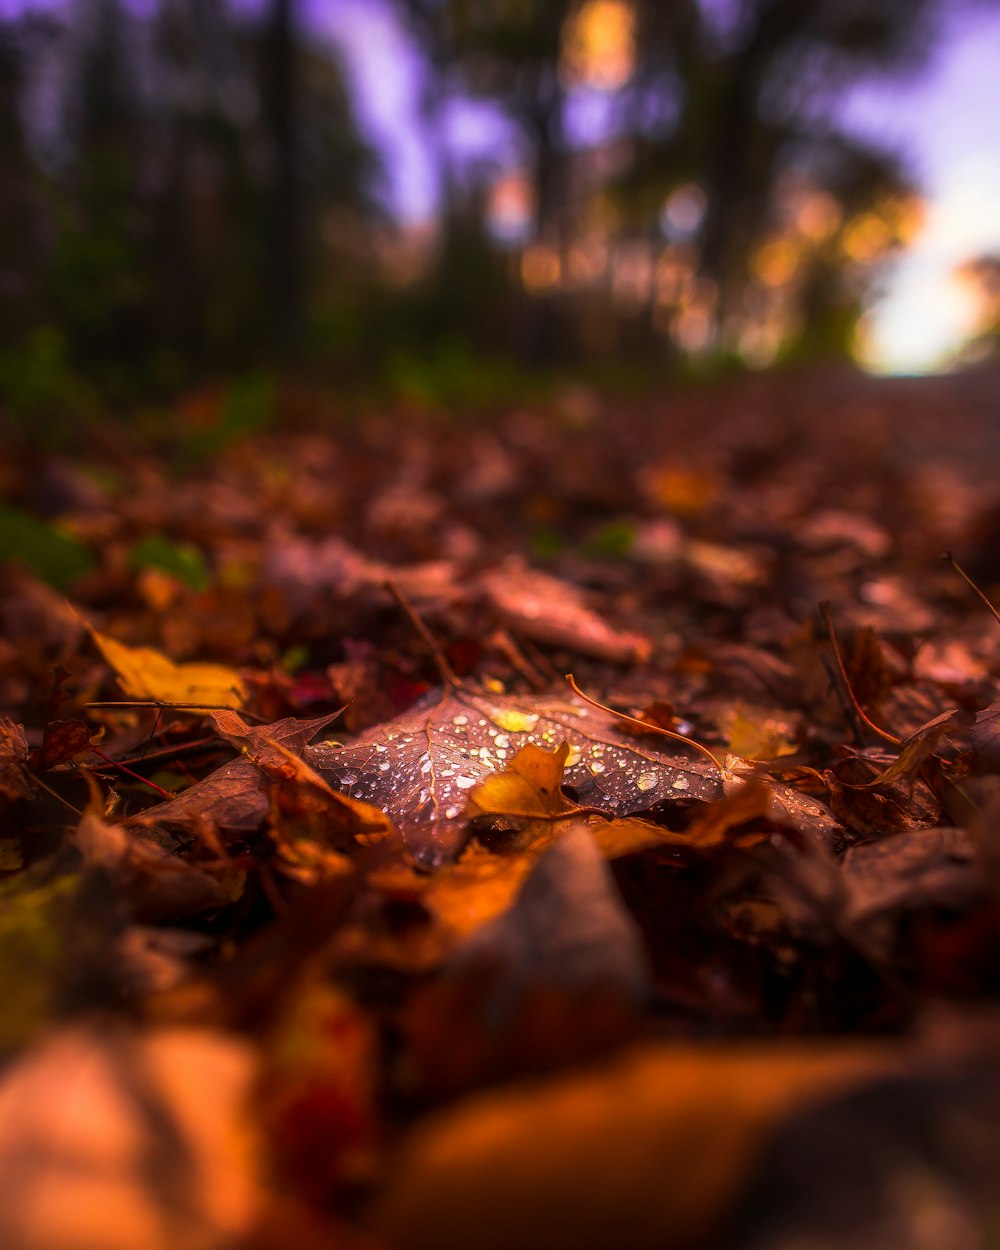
top-left (263, 0), bottom-right (302, 357)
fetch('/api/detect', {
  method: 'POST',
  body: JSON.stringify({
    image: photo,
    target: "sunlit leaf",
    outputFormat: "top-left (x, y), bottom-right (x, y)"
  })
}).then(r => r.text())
top-left (305, 686), bottom-right (721, 861)
top-left (370, 1040), bottom-right (898, 1250)
top-left (91, 626), bottom-right (245, 711)
top-left (468, 741), bottom-right (580, 820)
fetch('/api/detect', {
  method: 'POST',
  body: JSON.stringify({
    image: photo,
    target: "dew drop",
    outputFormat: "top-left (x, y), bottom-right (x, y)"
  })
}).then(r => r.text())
top-left (672, 777), bottom-right (689, 790)
top-left (453, 715), bottom-right (469, 726)
top-left (494, 734), bottom-right (510, 749)
top-left (456, 775), bottom-right (477, 790)
top-left (590, 761), bottom-right (606, 774)
top-left (341, 773), bottom-right (357, 786)
top-left (444, 805), bottom-right (462, 820)
top-left (637, 770), bottom-right (658, 791)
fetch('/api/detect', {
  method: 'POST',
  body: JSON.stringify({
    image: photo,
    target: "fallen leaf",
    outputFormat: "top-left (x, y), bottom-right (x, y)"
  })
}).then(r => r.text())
top-left (468, 741), bottom-right (581, 820)
top-left (90, 626), bottom-right (246, 711)
top-left (845, 708), bottom-right (973, 791)
top-left (74, 812), bottom-right (238, 921)
top-left (0, 1024), bottom-right (259, 1250)
top-left (478, 559), bottom-right (651, 663)
top-left (369, 1039), bottom-right (900, 1250)
top-left (41, 718), bottom-right (98, 770)
top-left (454, 823), bottom-right (649, 1009)
top-left (305, 686), bottom-right (721, 861)
top-left (133, 714), bottom-right (346, 833)
top-left (0, 718), bottom-right (34, 802)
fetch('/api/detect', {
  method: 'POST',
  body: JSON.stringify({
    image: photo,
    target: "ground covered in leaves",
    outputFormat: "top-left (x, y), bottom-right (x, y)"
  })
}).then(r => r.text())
top-left (4, 365), bottom-right (1000, 1249)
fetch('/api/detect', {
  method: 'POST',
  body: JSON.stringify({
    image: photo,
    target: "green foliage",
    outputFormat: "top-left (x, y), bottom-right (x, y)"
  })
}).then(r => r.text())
top-left (583, 521), bottom-right (635, 559)
top-left (0, 327), bottom-right (97, 444)
top-left (0, 867), bottom-right (80, 1054)
top-left (183, 373), bottom-right (275, 460)
top-left (128, 535), bottom-right (209, 591)
top-left (0, 507), bottom-right (95, 588)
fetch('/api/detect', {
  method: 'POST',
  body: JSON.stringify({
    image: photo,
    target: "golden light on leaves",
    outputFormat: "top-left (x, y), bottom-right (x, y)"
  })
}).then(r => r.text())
top-left (794, 190), bottom-right (842, 242)
top-left (521, 245), bottom-right (561, 293)
top-left (841, 213), bottom-right (892, 263)
top-left (751, 239), bottom-right (799, 288)
top-left (561, 0), bottom-right (636, 91)
top-left (90, 627), bottom-right (246, 711)
top-left (469, 741), bottom-right (581, 821)
top-left (371, 1040), bottom-right (899, 1250)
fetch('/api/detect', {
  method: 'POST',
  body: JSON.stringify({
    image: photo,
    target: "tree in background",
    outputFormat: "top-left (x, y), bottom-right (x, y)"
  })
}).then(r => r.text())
top-left (395, 0), bottom-right (970, 367)
top-left (0, 0), bottom-right (376, 407)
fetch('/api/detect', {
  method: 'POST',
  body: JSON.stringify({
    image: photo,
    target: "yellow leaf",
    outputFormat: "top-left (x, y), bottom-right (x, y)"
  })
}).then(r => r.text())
top-left (91, 628), bottom-right (245, 711)
top-left (469, 742), bottom-right (580, 820)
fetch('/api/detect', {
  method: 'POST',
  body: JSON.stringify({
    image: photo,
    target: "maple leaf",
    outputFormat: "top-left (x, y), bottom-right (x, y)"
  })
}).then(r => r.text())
top-left (305, 686), bottom-right (722, 861)
top-left (132, 712), bottom-right (343, 833)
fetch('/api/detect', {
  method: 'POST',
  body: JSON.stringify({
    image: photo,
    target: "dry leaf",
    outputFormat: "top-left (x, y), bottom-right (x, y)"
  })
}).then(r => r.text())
top-left (0, 1024), bottom-right (259, 1250)
top-left (91, 626), bottom-right (245, 711)
top-left (370, 1040), bottom-right (900, 1250)
top-left (468, 741), bottom-right (581, 820)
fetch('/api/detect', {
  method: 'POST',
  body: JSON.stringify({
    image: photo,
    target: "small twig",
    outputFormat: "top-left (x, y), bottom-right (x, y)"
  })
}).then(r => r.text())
top-left (31, 772), bottom-right (84, 817)
top-left (112, 736), bottom-right (221, 769)
top-left (818, 602), bottom-right (901, 746)
top-left (819, 653), bottom-right (866, 748)
top-left (944, 551), bottom-right (1000, 628)
top-left (565, 673), bottom-right (723, 774)
top-left (384, 578), bottom-right (460, 689)
top-left (86, 700), bottom-right (268, 723)
top-left (90, 748), bottom-right (174, 799)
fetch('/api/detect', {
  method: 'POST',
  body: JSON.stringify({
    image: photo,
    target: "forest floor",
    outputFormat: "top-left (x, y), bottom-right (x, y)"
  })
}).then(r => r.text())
top-left (4, 363), bottom-right (1000, 1249)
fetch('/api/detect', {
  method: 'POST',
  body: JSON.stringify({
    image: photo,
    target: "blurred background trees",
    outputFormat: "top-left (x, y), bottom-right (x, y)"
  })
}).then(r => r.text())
top-left (0, 0), bottom-right (993, 420)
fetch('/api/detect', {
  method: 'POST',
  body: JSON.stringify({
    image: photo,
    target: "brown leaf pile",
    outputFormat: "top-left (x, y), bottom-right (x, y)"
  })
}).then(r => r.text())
top-left (5, 369), bottom-right (1000, 1248)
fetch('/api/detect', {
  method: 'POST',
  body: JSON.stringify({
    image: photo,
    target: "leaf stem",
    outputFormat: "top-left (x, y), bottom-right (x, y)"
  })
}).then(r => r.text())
top-left (565, 674), bottom-right (723, 774)
top-left (818, 603), bottom-right (901, 747)
top-left (944, 550), bottom-right (1000, 628)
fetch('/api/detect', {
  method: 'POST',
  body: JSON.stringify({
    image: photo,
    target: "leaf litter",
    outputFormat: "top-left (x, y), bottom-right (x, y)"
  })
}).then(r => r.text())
top-left (7, 371), bottom-right (1000, 1248)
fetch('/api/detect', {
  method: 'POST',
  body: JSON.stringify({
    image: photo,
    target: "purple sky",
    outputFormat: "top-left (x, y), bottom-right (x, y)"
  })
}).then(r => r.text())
top-left (326, 0), bottom-right (1000, 371)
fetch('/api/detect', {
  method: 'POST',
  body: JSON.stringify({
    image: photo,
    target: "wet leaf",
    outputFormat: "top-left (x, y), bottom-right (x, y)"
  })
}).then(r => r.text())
top-left (91, 625), bottom-right (246, 711)
top-left (305, 686), bottom-right (721, 859)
